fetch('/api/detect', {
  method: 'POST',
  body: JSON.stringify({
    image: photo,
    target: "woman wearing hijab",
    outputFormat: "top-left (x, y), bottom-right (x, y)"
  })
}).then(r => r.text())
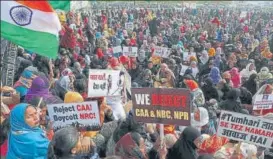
top-left (201, 78), bottom-right (220, 102)
top-left (199, 50), bottom-right (209, 66)
top-left (129, 62), bottom-right (141, 81)
top-left (167, 126), bottom-right (201, 159)
top-left (209, 67), bottom-right (222, 85)
top-left (242, 74), bottom-right (258, 95)
top-left (14, 69), bottom-right (37, 101)
top-left (230, 67), bottom-right (241, 88)
top-left (257, 67), bottom-right (273, 84)
top-left (214, 55), bottom-right (224, 72)
top-left (25, 76), bottom-right (63, 104)
top-left (114, 132), bottom-right (147, 159)
top-left (240, 63), bottom-right (257, 82)
top-left (7, 103), bottom-right (50, 159)
top-left (219, 88), bottom-right (243, 113)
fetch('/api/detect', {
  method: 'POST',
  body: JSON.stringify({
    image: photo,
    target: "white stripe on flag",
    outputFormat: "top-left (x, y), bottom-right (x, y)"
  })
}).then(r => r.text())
top-left (1, 1), bottom-right (61, 36)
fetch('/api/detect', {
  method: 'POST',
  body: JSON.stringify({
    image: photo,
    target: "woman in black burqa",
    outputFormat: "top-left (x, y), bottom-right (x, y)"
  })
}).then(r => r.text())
top-left (167, 126), bottom-right (201, 159)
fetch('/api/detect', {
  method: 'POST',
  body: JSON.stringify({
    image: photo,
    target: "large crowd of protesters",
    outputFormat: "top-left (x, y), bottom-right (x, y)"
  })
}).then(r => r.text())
top-left (1, 2), bottom-right (273, 159)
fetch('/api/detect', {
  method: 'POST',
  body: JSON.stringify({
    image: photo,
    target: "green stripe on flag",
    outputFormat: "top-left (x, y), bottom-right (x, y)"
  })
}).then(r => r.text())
top-left (49, 1), bottom-right (70, 11)
top-left (1, 21), bottom-right (59, 58)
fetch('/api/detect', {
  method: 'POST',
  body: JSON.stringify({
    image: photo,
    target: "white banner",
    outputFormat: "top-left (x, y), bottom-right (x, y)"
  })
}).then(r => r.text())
top-left (113, 46), bottom-right (122, 53)
top-left (125, 22), bottom-right (134, 30)
top-left (253, 94), bottom-right (273, 110)
top-left (179, 65), bottom-right (189, 76)
top-left (47, 101), bottom-right (100, 131)
top-left (217, 111), bottom-right (273, 148)
top-left (88, 69), bottom-right (123, 97)
top-left (183, 52), bottom-right (196, 62)
top-left (240, 11), bottom-right (247, 18)
top-left (123, 46), bottom-right (138, 57)
top-left (154, 46), bottom-right (171, 58)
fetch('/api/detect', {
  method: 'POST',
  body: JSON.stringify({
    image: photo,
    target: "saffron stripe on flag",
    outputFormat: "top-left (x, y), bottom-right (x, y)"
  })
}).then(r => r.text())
top-left (16, 0), bottom-right (54, 12)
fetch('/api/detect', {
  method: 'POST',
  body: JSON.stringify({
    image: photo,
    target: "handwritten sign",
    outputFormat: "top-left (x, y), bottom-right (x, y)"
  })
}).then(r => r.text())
top-left (240, 11), bottom-right (247, 18)
top-left (253, 94), bottom-right (273, 110)
top-left (131, 88), bottom-right (191, 125)
top-left (183, 52), bottom-right (197, 62)
top-left (154, 46), bottom-right (171, 58)
top-left (125, 22), bottom-right (134, 30)
top-left (113, 46), bottom-right (122, 53)
top-left (123, 46), bottom-right (138, 57)
top-left (88, 69), bottom-right (122, 97)
top-left (154, 46), bottom-right (163, 56)
top-left (179, 65), bottom-right (189, 76)
top-left (47, 101), bottom-right (100, 131)
top-left (217, 111), bottom-right (273, 148)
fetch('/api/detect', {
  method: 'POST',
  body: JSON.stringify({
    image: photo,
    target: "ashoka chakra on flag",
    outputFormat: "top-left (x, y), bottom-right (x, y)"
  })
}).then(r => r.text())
top-left (10, 5), bottom-right (32, 26)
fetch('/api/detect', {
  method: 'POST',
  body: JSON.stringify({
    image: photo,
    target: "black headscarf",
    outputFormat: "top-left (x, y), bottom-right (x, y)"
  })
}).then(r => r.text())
top-left (219, 88), bottom-right (243, 113)
top-left (201, 78), bottom-right (220, 101)
top-left (167, 126), bottom-right (201, 159)
top-left (242, 73), bottom-right (258, 95)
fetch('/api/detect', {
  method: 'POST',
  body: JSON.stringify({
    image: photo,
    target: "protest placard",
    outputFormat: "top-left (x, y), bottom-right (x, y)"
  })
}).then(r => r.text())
top-left (123, 46), bottom-right (138, 57)
top-left (123, 46), bottom-right (129, 55)
top-left (217, 110), bottom-right (273, 148)
top-left (161, 48), bottom-right (171, 58)
top-left (125, 22), bottom-right (134, 30)
top-left (183, 52), bottom-right (197, 62)
top-left (154, 46), bottom-right (163, 57)
top-left (113, 46), bottom-right (122, 53)
top-left (88, 69), bottom-right (123, 97)
top-left (47, 101), bottom-right (100, 131)
top-left (131, 88), bottom-right (191, 125)
top-left (113, 46), bottom-right (123, 58)
top-left (154, 46), bottom-right (170, 58)
top-left (179, 65), bottom-right (189, 76)
top-left (253, 94), bottom-right (273, 110)
top-left (240, 11), bottom-right (247, 18)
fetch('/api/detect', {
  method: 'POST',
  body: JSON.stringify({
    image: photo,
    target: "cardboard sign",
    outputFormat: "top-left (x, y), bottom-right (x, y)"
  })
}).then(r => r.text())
top-left (154, 46), bottom-right (171, 58)
top-left (113, 46), bottom-right (122, 53)
top-left (131, 88), bottom-right (191, 125)
top-left (125, 22), bottom-right (134, 30)
top-left (240, 11), bottom-right (247, 18)
top-left (123, 46), bottom-right (138, 57)
top-left (88, 69), bottom-right (123, 97)
top-left (162, 48), bottom-right (171, 58)
top-left (253, 94), bottom-right (273, 110)
top-left (183, 52), bottom-right (196, 62)
top-left (47, 101), bottom-right (100, 131)
top-left (154, 46), bottom-right (163, 56)
top-left (179, 65), bottom-right (189, 76)
top-left (217, 111), bottom-right (273, 148)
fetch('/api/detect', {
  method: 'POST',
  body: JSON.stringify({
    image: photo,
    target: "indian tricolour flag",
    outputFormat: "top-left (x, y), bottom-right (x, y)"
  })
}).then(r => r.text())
top-left (1, 1), bottom-right (61, 58)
